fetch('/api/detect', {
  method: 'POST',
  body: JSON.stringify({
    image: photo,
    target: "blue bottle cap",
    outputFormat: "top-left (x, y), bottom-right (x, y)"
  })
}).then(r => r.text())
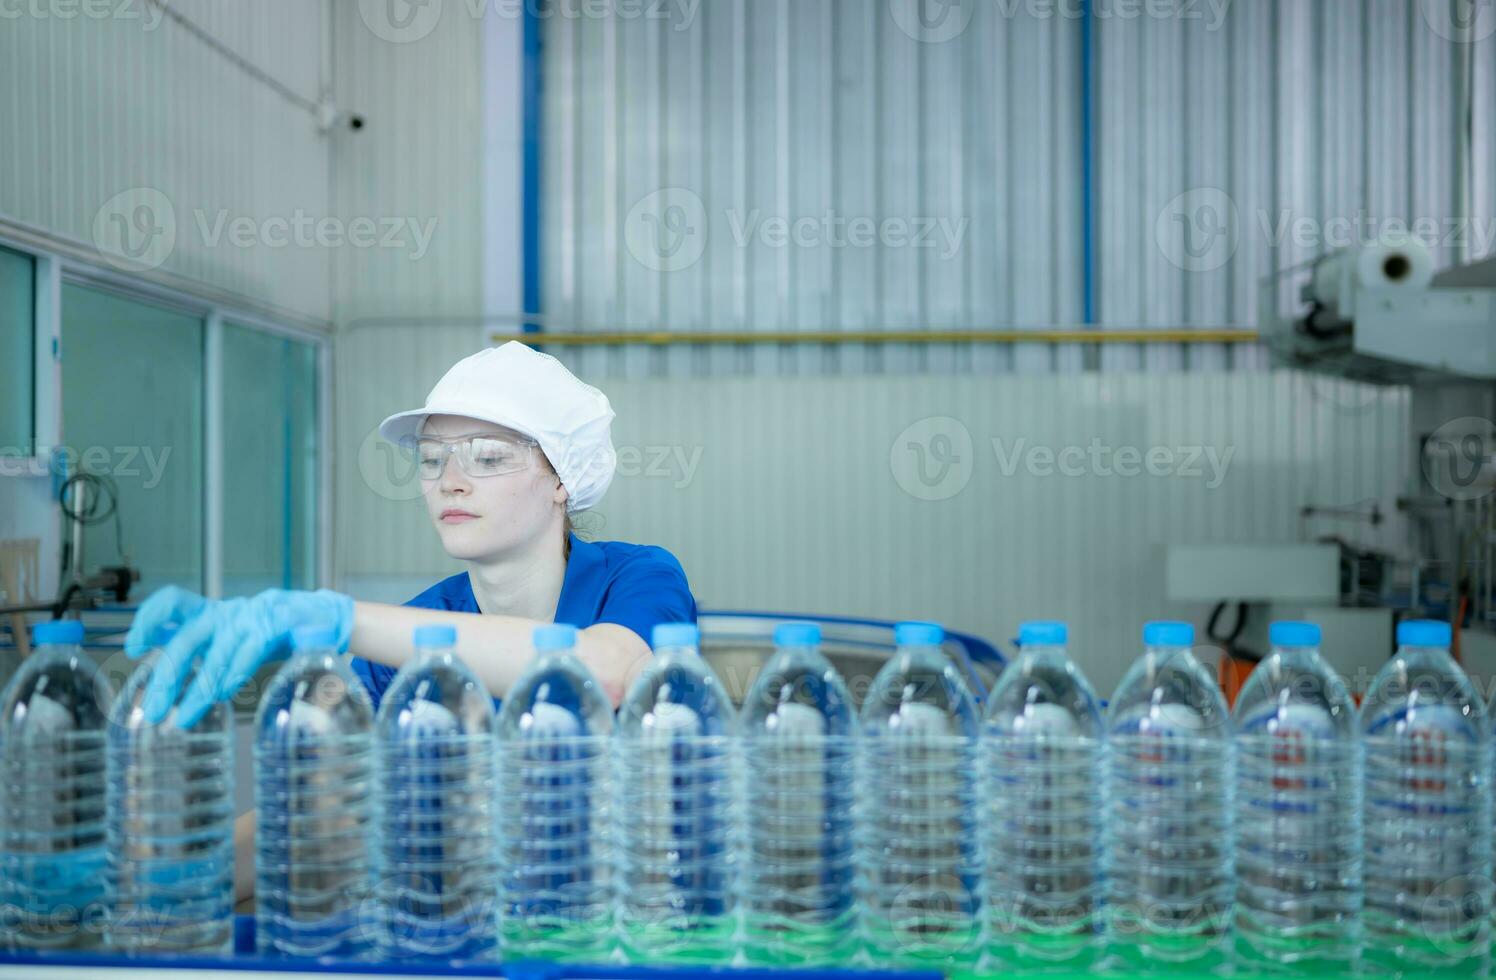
top-left (773, 622), bottom-right (821, 647)
top-left (1397, 619), bottom-right (1452, 648)
top-left (291, 624), bottom-right (341, 651)
top-left (651, 622), bottom-right (700, 648)
top-left (1018, 620), bottom-right (1068, 647)
top-left (1269, 621), bottom-right (1321, 648)
top-left (32, 620), bottom-right (84, 646)
top-left (413, 624), bottom-right (457, 648)
top-left (533, 624), bottom-right (578, 652)
top-left (894, 621), bottom-right (945, 646)
top-left (1142, 621), bottom-right (1195, 647)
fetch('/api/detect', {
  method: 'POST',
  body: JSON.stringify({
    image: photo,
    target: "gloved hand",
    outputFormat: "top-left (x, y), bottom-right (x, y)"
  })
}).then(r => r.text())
top-left (124, 586), bottom-right (213, 657)
top-left (132, 589), bottom-right (354, 729)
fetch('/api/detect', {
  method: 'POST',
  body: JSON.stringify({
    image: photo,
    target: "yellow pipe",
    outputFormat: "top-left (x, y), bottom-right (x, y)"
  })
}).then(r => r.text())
top-left (492, 328), bottom-right (1260, 347)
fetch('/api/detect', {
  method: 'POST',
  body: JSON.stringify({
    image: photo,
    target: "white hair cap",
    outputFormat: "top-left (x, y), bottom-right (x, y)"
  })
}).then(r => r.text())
top-left (378, 342), bottom-right (616, 513)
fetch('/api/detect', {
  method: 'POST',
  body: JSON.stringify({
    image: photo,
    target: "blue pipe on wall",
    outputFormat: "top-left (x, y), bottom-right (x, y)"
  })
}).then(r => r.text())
top-left (1080, 0), bottom-right (1096, 326)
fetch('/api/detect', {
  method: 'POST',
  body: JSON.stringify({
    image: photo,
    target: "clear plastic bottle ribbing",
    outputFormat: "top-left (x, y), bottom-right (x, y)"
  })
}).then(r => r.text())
top-left (614, 622), bottom-right (738, 965)
top-left (1104, 621), bottom-right (1233, 967)
top-left (0, 620), bottom-right (113, 951)
top-left (856, 621), bottom-right (982, 970)
top-left (495, 623), bottom-right (614, 962)
top-left (1231, 621), bottom-right (1360, 969)
top-left (376, 624), bottom-right (498, 961)
top-left (106, 627), bottom-right (235, 954)
top-left (1361, 619), bottom-right (1491, 971)
top-left (739, 621), bottom-right (856, 966)
top-left (981, 620), bottom-right (1104, 968)
top-left (254, 625), bottom-right (378, 959)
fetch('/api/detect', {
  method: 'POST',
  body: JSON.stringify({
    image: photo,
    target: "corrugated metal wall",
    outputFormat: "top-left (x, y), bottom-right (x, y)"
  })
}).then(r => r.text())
top-left (0, 0), bottom-right (331, 323)
top-left (337, 320), bottom-right (1409, 692)
top-left (329, 1), bottom-right (486, 328)
top-left (540, 0), bottom-right (1495, 378)
top-left (541, 0), bottom-right (1084, 378)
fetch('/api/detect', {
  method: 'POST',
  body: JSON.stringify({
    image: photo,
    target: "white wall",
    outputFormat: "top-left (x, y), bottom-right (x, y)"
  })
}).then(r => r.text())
top-left (0, 0), bottom-right (333, 324)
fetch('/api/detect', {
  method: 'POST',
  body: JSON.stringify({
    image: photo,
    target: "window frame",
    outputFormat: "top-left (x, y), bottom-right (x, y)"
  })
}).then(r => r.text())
top-left (0, 231), bottom-right (334, 597)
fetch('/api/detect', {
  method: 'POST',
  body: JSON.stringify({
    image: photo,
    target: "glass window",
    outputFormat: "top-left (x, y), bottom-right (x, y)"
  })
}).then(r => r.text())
top-left (221, 324), bottom-right (320, 594)
top-left (61, 283), bottom-right (203, 593)
top-left (0, 247), bottom-right (35, 453)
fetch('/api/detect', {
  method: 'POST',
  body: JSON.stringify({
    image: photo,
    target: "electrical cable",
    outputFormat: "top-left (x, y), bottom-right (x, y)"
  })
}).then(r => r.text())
top-left (144, 0), bottom-right (321, 117)
top-left (58, 473), bottom-right (129, 569)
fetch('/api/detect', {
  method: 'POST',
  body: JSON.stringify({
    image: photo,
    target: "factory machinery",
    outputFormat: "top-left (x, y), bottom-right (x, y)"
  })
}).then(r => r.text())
top-left (1172, 237), bottom-right (1496, 696)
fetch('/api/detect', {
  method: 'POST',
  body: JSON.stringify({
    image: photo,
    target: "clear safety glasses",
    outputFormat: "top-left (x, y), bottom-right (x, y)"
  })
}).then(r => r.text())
top-left (414, 434), bottom-right (539, 480)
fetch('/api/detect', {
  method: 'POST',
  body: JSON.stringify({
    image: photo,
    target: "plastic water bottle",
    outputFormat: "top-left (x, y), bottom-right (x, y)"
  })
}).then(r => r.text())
top-left (1232, 621), bottom-right (1360, 969)
top-left (1104, 621), bottom-right (1233, 967)
top-left (106, 625), bottom-right (235, 954)
top-left (857, 621), bottom-right (982, 969)
top-left (376, 625), bottom-right (498, 961)
top-left (739, 622), bottom-right (856, 965)
top-left (982, 620), bottom-right (1104, 968)
top-left (496, 624), bottom-right (614, 962)
top-left (1362, 619), bottom-right (1491, 970)
top-left (0, 620), bottom-right (113, 950)
top-left (615, 622), bottom-right (738, 964)
top-left (255, 624), bottom-right (378, 958)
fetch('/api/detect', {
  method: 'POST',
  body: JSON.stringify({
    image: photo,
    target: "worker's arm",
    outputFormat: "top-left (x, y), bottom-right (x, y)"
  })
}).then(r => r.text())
top-left (349, 602), bottom-right (650, 707)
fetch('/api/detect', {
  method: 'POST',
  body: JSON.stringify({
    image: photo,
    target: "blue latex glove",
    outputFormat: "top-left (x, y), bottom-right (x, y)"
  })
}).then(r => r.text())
top-left (123, 586), bottom-right (213, 657)
top-left (138, 589), bottom-right (354, 729)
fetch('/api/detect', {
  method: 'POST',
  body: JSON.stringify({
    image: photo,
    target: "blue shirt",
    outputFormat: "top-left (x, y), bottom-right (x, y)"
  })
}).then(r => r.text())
top-left (349, 534), bottom-right (696, 712)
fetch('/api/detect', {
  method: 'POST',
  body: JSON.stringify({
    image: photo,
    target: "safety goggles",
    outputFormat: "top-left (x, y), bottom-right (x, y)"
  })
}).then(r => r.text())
top-left (414, 433), bottom-right (539, 480)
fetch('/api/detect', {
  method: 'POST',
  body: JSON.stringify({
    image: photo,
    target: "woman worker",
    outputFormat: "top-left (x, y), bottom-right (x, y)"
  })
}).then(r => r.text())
top-left (122, 341), bottom-right (698, 897)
